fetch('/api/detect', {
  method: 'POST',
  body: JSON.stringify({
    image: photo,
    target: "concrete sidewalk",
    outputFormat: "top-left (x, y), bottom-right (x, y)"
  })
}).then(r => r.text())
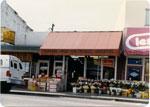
top-left (10, 89), bottom-right (149, 104)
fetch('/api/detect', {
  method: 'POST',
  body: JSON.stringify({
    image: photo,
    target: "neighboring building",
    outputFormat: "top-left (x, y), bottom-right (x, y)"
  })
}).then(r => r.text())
top-left (123, 0), bottom-right (150, 82)
top-left (1, 0), bottom-right (33, 45)
top-left (1, 0), bottom-right (49, 78)
top-left (125, 0), bottom-right (149, 27)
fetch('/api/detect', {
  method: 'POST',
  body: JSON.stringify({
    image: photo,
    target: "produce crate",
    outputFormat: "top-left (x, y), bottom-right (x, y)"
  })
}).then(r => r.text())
top-left (141, 93), bottom-right (149, 99)
top-left (121, 90), bottom-right (128, 97)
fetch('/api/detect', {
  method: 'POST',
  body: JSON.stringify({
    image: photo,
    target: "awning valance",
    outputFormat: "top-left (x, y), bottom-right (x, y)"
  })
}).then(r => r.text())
top-left (40, 32), bottom-right (122, 56)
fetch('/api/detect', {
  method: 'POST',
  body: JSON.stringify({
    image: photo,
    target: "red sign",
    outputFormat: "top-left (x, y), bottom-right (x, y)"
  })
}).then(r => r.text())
top-left (103, 59), bottom-right (114, 67)
top-left (125, 28), bottom-right (150, 55)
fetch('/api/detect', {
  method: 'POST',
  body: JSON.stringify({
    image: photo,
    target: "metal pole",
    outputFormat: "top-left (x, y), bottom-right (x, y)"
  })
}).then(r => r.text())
top-left (84, 56), bottom-right (87, 78)
top-left (142, 57), bottom-right (145, 81)
top-left (97, 56), bottom-right (100, 80)
top-left (114, 56), bottom-right (118, 80)
top-left (101, 56), bottom-right (103, 80)
top-left (65, 57), bottom-right (68, 90)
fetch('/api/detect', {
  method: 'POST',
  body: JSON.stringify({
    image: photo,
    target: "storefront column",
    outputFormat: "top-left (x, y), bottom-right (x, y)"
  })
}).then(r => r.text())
top-left (114, 56), bottom-right (118, 80)
top-left (142, 57), bottom-right (145, 81)
top-left (84, 56), bottom-right (87, 78)
top-left (65, 57), bottom-right (68, 90)
top-left (100, 56), bottom-right (103, 80)
top-left (29, 61), bottom-right (32, 78)
top-left (62, 56), bottom-right (65, 90)
top-left (125, 57), bottom-right (128, 80)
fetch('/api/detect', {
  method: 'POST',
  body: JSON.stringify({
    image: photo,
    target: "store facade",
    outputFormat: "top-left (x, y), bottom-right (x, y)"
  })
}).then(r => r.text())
top-left (124, 27), bottom-right (150, 82)
top-left (40, 32), bottom-right (123, 90)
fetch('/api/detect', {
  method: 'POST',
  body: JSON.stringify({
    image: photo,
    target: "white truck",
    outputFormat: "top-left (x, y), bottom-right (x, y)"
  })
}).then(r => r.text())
top-left (0, 55), bottom-right (25, 93)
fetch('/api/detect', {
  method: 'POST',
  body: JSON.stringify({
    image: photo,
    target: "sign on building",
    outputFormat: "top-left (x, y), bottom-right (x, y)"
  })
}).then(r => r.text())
top-left (125, 28), bottom-right (150, 55)
top-left (1, 27), bottom-right (15, 44)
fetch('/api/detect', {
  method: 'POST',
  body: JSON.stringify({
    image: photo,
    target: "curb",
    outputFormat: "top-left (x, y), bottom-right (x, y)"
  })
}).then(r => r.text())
top-left (10, 90), bottom-right (149, 104)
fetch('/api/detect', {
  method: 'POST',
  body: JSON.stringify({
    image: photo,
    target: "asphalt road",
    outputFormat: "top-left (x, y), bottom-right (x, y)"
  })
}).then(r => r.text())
top-left (0, 93), bottom-right (148, 107)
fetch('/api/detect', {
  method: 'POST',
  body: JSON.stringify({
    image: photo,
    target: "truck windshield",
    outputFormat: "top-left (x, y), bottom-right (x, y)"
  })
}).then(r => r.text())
top-left (0, 59), bottom-right (2, 66)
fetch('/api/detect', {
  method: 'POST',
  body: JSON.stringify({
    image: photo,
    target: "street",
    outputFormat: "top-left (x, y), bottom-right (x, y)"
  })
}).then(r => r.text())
top-left (0, 93), bottom-right (148, 107)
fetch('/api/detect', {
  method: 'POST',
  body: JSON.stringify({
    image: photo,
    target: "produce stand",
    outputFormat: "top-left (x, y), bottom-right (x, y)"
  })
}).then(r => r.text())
top-left (70, 77), bottom-right (149, 99)
top-left (28, 75), bottom-right (63, 92)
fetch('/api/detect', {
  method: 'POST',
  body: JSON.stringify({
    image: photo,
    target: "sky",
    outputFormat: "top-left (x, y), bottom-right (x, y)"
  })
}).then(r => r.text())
top-left (2, 0), bottom-right (150, 31)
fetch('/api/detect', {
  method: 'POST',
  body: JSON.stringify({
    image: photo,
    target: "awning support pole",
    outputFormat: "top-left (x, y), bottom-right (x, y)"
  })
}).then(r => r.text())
top-left (84, 56), bottom-right (87, 78)
top-left (101, 56), bottom-right (103, 80)
top-left (125, 57), bottom-right (128, 80)
top-left (142, 57), bottom-right (145, 81)
top-left (114, 56), bottom-right (118, 80)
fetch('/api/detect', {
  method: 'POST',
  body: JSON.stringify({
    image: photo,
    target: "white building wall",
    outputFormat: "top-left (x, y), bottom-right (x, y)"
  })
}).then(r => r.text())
top-left (125, 0), bottom-right (149, 27)
top-left (1, 0), bottom-right (33, 45)
top-left (15, 32), bottom-right (49, 46)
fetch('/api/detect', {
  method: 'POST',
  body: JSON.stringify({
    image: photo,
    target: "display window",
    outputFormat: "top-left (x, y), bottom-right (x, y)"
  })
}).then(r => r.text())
top-left (127, 66), bottom-right (142, 81)
top-left (22, 62), bottom-right (30, 78)
top-left (128, 58), bottom-right (142, 65)
top-left (86, 56), bottom-right (115, 80)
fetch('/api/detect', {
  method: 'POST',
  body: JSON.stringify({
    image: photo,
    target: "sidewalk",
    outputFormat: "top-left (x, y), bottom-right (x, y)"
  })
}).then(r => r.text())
top-left (10, 88), bottom-right (149, 104)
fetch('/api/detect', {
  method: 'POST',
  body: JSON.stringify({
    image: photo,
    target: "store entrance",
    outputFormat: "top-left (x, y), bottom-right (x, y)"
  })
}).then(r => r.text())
top-left (67, 56), bottom-right (84, 91)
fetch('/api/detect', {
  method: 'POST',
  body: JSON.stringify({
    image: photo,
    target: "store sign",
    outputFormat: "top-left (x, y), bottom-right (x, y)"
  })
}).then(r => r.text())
top-left (99, 59), bottom-right (114, 67)
top-left (103, 59), bottom-right (114, 67)
top-left (125, 28), bottom-right (150, 55)
top-left (1, 27), bottom-right (15, 44)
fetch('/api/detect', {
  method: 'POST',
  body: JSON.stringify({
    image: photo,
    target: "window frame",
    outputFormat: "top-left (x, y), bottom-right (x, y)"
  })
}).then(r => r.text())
top-left (145, 8), bottom-right (150, 26)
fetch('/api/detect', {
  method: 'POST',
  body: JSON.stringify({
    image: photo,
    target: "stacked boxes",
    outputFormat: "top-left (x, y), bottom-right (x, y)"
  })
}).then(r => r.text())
top-left (121, 89), bottom-right (128, 97)
top-left (28, 79), bottom-right (38, 91)
top-left (39, 78), bottom-right (47, 91)
top-left (47, 78), bottom-right (63, 92)
top-left (27, 75), bottom-right (63, 92)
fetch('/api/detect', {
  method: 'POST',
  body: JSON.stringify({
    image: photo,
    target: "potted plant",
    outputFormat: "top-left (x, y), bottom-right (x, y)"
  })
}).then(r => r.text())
top-left (90, 85), bottom-right (96, 94)
top-left (83, 85), bottom-right (89, 93)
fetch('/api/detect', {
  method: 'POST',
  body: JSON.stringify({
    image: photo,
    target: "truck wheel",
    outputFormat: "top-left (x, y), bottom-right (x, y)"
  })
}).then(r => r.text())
top-left (0, 82), bottom-right (11, 93)
top-left (6, 83), bottom-right (12, 93)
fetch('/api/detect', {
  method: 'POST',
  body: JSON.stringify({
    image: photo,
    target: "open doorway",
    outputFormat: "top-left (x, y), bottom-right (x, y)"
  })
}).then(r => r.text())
top-left (67, 56), bottom-right (84, 91)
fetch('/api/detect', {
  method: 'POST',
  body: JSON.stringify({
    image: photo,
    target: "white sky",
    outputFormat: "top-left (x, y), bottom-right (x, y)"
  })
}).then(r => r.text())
top-left (3, 0), bottom-right (127, 31)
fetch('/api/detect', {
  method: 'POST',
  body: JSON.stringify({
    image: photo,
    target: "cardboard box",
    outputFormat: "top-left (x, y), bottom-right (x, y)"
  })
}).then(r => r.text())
top-left (40, 78), bottom-right (47, 82)
top-left (49, 88), bottom-right (57, 92)
top-left (50, 85), bottom-right (57, 88)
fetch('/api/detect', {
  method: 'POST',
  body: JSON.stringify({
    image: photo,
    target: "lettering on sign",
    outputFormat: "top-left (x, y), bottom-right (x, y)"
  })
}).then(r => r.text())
top-left (126, 33), bottom-right (150, 50)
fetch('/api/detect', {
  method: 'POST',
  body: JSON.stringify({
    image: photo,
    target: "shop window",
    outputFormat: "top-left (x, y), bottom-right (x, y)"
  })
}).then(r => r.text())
top-left (103, 67), bottom-right (114, 80)
top-left (145, 8), bottom-right (150, 26)
top-left (22, 62), bottom-right (30, 78)
top-left (31, 62), bottom-right (36, 77)
top-left (127, 66), bottom-right (142, 81)
top-left (0, 59), bottom-right (3, 66)
top-left (55, 56), bottom-right (63, 61)
top-left (103, 58), bottom-right (115, 80)
top-left (86, 57), bottom-right (101, 80)
top-left (128, 58), bottom-right (142, 65)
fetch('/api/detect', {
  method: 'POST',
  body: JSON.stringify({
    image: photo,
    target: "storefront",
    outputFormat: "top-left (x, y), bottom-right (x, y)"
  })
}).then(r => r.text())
top-left (124, 27), bottom-right (150, 82)
top-left (40, 32), bottom-right (122, 90)
top-left (1, 45), bottom-right (40, 78)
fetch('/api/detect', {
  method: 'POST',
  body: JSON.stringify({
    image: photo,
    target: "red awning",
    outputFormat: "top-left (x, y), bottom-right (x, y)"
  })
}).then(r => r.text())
top-left (40, 32), bottom-right (122, 56)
